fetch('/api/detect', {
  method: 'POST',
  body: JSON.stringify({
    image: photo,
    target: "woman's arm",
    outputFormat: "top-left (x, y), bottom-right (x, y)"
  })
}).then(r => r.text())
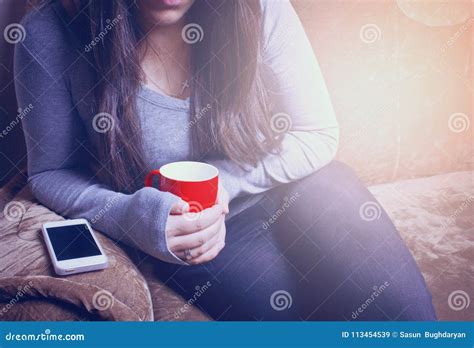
top-left (14, 12), bottom-right (185, 265)
top-left (210, 0), bottom-right (339, 201)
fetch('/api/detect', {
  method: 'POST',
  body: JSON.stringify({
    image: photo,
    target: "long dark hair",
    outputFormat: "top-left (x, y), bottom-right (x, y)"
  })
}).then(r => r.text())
top-left (62, 0), bottom-right (281, 191)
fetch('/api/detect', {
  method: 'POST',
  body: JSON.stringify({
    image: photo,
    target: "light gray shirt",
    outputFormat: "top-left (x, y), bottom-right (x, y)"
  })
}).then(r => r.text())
top-left (15, 0), bottom-right (339, 265)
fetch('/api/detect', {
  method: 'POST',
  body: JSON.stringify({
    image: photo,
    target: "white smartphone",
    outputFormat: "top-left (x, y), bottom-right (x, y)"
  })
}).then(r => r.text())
top-left (42, 218), bottom-right (108, 276)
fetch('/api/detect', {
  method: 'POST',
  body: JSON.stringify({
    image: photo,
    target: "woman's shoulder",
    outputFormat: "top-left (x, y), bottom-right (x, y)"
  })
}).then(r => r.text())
top-left (19, 2), bottom-right (75, 56)
top-left (260, 0), bottom-right (292, 19)
top-left (259, 0), bottom-right (299, 52)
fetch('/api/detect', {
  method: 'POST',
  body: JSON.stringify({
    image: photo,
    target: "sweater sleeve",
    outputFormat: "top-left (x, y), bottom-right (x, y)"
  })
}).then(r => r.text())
top-left (14, 12), bottom-right (185, 265)
top-left (209, 0), bottom-right (339, 201)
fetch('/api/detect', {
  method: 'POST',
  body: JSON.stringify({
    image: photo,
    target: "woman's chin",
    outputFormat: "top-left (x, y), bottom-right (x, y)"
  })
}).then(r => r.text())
top-left (155, 10), bottom-right (192, 26)
top-left (137, 0), bottom-right (195, 27)
top-left (152, 10), bottom-right (187, 26)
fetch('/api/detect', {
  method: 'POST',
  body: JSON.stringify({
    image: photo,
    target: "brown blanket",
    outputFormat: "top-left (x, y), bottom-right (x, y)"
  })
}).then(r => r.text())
top-left (0, 178), bottom-right (153, 321)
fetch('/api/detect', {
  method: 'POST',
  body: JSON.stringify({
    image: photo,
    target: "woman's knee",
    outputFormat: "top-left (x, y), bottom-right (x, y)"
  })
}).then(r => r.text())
top-left (273, 161), bottom-right (377, 235)
top-left (290, 161), bottom-right (364, 198)
top-left (274, 161), bottom-right (367, 217)
top-left (317, 160), bottom-right (360, 181)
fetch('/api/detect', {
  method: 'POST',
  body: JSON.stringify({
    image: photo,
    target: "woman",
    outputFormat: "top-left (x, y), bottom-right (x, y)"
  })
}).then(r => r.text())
top-left (16, 0), bottom-right (436, 320)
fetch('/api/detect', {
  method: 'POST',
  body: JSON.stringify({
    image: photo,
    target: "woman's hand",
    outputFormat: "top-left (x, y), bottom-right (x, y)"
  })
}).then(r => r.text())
top-left (165, 185), bottom-right (230, 265)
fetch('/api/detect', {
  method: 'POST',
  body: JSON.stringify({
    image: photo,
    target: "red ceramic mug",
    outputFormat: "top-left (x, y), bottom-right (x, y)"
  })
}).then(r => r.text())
top-left (145, 161), bottom-right (219, 212)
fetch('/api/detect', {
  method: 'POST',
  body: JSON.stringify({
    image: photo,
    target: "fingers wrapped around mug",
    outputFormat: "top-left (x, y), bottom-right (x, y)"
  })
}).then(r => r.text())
top-left (171, 214), bottom-right (226, 264)
top-left (174, 203), bottom-right (224, 235)
top-left (186, 220), bottom-right (226, 265)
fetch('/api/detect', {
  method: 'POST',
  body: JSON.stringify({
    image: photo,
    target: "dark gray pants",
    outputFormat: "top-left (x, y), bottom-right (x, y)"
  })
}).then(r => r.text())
top-left (155, 161), bottom-right (437, 321)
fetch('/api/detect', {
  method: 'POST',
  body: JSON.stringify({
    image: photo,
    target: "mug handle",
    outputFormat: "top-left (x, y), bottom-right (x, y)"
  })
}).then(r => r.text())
top-left (145, 169), bottom-right (161, 188)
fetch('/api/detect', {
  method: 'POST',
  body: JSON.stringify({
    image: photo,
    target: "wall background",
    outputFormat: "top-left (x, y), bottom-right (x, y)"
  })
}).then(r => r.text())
top-left (292, 0), bottom-right (472, 184)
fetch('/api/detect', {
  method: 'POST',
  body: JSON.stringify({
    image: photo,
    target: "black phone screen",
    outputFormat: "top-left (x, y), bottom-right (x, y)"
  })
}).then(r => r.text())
top-left (46, 224), bottom-right (102, 261)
